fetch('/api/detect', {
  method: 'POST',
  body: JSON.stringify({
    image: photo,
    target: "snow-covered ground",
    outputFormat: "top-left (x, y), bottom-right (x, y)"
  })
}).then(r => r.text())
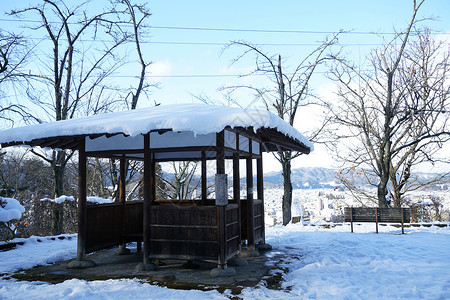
top-left (1, 223), bottom-right (449, 299)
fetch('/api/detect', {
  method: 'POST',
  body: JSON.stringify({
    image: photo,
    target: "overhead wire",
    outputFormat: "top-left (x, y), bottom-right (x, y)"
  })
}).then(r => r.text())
top-left (1, 18), bottom-right (447, 35)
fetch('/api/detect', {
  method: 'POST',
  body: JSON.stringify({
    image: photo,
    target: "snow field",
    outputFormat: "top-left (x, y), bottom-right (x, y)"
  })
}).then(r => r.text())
top-left (1, 223), bottom-right (449, 299)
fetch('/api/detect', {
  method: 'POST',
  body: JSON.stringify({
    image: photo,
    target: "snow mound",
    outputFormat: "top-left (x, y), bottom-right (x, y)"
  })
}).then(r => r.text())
top-left (0, 197), bottom-right (25, 223)
top-left (41, 195), bottom-right (75, 204)
top-left (87, 197), bottom-right (113, 204)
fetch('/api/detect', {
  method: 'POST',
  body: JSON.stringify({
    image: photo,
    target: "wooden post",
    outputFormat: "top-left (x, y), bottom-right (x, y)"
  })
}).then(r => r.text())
top-left (232, 154), bottom-right (240, 205)
top-left (119, 156), bottom-right (127, 248)
top-left (151, 160), bottom-right (156, 204)
top-left (216, 131), bottom-right (227, 269)
top-left (350, 207), bottom-right (353, 233)
top-left (233, 152), bottom-right (242, 248)
top-left (143, 133), bottom-right (151, 265)
top-left (401, 207), bottom-right (405, 234)
top-left (216, 131), bottom-right (225, 174)
top-left (201, 151), bottom-right (207, 205)
top-left (256, 146), bottom-right (265, 244)
top-left (77, 138), bottom-right (87, 261)
top-left (375, 207), bottom-right (379, 234)
top-left (246, 140), bottom-right (255, 251)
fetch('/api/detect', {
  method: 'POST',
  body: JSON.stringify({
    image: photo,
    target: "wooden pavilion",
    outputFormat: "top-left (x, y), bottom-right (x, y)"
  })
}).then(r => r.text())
top-left (0, 104), bottom-right (312, 274)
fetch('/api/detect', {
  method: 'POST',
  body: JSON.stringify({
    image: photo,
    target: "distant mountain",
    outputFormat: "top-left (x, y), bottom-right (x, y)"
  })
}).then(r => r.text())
top-left (263, 167), bottom-right (341, 189)
top-left (161, 166), bottom-right (449, 191)
top-left (262, 167), bottom-right (449, 190)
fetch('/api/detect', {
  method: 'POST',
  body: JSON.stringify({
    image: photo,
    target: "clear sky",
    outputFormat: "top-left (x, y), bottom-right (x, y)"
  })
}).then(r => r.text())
top-left (1, 0), bottom-right (449, 172)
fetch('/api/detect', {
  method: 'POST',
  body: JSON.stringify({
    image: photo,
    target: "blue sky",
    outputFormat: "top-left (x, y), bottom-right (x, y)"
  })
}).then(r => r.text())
top-left (1, 0), bottom-right (449, 172)
top-left (132, 0), bottom-right (450, 109)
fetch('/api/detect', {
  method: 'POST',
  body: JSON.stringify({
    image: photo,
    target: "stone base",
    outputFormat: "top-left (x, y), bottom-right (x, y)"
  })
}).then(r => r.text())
top-left (256, 243), bottom-right (273, 251)
top-left (67, 259), bottom-right (96, 269)
top-left (241, 250), bottom-right (259, 258)
top-left (114, 247), bottom-right (131, 256)
top-left (135, 262), bottom-right (158, 272)
top-left (228, 256), bottom-right (248, 267)
top-left (210, 267), bottom-right (236, 278)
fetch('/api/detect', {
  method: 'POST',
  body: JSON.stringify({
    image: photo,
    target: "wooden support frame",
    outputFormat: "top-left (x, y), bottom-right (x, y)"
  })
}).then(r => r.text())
top-left (233, 134), bottom-right (242, 255)
top-left (246, 139), bottom-right (255, 251)
top-left (143, 133), bottom-right (152, 265)
top-left (77, 138), bottom-right (87, 261)
top-left (256, 144), bottom-right (265, 244)
top-left (401, 207), bottom-right (405, 234)
top-left (201, 151), bottom-right (207, 205)
top-left (375, 207), bottom-right (379, 234)
top-left (119, 156), bottom-right (127, 248)
top-left (215, 131), bottom-right (227, 269)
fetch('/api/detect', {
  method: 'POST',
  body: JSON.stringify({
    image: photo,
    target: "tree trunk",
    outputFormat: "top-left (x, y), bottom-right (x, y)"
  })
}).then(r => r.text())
top-left (281, 152), bottom-right (293, 225)
top-left (51, 150), bottom-right (66, 235)
top-left (377, 172), bottom-right (388, 208)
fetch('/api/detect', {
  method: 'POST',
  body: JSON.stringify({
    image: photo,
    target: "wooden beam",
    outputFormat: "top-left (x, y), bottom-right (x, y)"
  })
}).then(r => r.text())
top-left (151, 160), bottom-right (156, 204)
top-left (256, 144), bottom-right (265, 244)
top-left (233, 153), bottom-right (240, 205)
top-left (201, 151), bottom-right (207, 205)
top-left (246, 139), bottom-right (255, 251)
top-left (216, 131), bottom-right (225, 174)
top-left (119, 156), bottom-right (126, 247)
top-left (77, 139), bottom-right (87, 261)
top-left (215, 131), bottom-right (227, 269)
top-left (143, 133), bottom-right (151, 265)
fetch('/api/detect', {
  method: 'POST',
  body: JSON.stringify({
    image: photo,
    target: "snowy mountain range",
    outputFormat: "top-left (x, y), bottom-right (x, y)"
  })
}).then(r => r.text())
top-left (262, 167), bottom-right (450, 190)
top-left (263, 167), bottom-right (340, 189)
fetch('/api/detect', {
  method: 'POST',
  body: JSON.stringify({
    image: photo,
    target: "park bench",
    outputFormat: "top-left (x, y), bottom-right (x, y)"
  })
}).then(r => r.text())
top-left (344, 207), bottom-right (411, 234)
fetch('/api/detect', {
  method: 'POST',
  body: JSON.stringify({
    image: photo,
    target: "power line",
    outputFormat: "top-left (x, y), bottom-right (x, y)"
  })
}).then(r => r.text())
top-left (20, 36), bottom-right (382, 47)
top-left (25, 72), bottom-right (329, 79)
top-left (2, 18), bottom-right (446, 36)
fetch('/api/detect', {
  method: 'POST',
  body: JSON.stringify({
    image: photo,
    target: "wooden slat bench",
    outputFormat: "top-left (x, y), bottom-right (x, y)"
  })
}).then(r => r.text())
top-left (344, 207), bottom-right (411, 234)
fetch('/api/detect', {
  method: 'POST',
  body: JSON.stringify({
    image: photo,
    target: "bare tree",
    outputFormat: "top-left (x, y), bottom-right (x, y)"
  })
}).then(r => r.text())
top-left (223, 35), bottom-right (340, 225)
top-left (0, 30), bottom-right (37, 125)
top-left (8, 0), bottom-right (152, 197)
top-left (7, 0), bottom-right (153, 235)
top-left (160, 161), bottom-right (201, 201)
top-left (327, 0), bottom-right (449, 207)
top-left (119, 0), bottom-right (153, 109)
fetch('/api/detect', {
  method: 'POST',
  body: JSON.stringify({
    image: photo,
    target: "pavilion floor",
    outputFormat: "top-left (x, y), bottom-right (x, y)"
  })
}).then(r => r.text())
top-left (9, 244), bottom-right (286, 294)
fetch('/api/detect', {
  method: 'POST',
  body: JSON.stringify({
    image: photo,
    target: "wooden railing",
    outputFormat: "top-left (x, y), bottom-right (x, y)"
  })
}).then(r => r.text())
top-left (241, 199), bottom-right (264, 243)
top-left (85, 200), bottom-right (240, 263)
top-left (86, 201), bottom-right (143, 253)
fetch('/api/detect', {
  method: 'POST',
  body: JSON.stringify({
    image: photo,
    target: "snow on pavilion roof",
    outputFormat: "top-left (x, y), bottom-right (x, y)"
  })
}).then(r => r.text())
top-left (0, 104), bottom-right (313, 153)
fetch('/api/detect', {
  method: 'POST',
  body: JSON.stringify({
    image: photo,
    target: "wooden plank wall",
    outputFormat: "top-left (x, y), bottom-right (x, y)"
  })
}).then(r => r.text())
top-left (149, 205), bottom-right (218, 260)
top-left (86, 203), bottom-right (122, 253)
top-left (241, 199), bottom-right (264, 243)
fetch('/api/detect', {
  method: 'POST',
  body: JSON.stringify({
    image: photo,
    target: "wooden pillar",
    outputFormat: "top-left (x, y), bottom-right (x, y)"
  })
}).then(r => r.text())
top-left (233, 151), bottom-right (242, 252)
top-left (350, 207), bottom-right (354, 233)
top-left (216, 131), bottom-right (225, 174)
top-left (375, 207), bottom-right (379, 234)
top-left (143, 133), bottom-right (152, 265)
top-left (246, 139), bottom-right (255, 251)
top-left (151, 160), bottom-right (156, 204)
top-left (119, 156), bottom-right (127, 248)
top-left (233, 154), bottom-right (240, 205)
top-left (401, 207), bottom-right (405, 234)
top-left (256, 146), bottom-right (265, 244)
top-left (216, 131), bottom-right (227, 269)
top-left (77, 138), bottom-right (87, 261)
top-left (201, 151), bottom-right (207, 205)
